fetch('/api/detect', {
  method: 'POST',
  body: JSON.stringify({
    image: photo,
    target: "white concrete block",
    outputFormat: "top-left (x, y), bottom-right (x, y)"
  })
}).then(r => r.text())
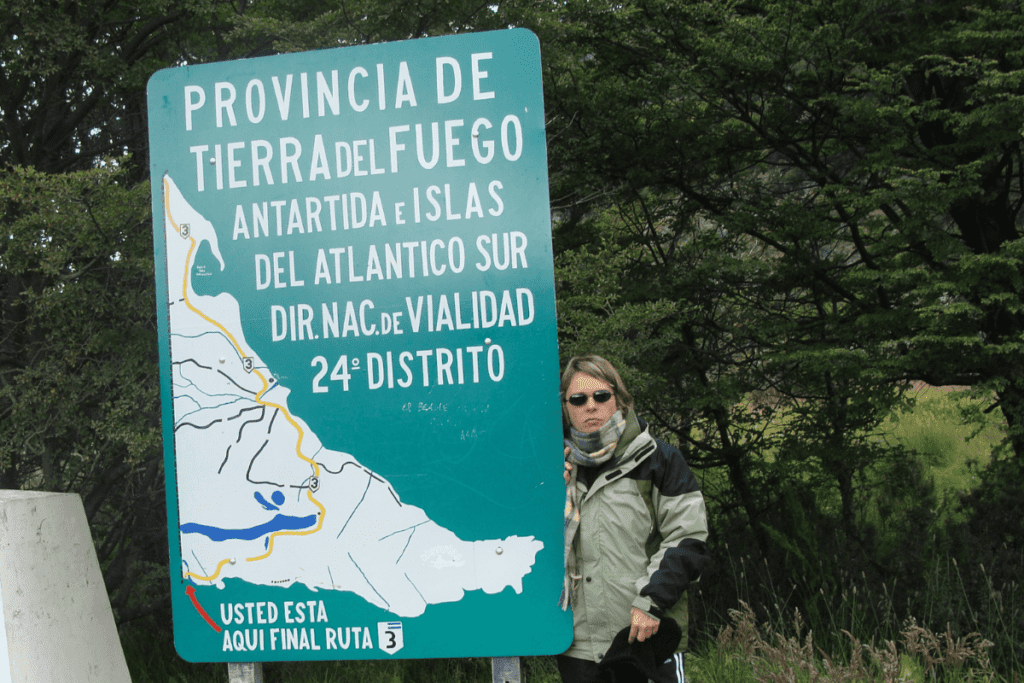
top-left (0, 490), bottom-right (131, 683)
top-left (0, 561), bottom-right (9, 683)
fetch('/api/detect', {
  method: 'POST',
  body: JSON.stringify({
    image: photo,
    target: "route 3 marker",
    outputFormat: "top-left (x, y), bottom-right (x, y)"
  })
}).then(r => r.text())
top-left (378, 622), bottom-right (404, 655)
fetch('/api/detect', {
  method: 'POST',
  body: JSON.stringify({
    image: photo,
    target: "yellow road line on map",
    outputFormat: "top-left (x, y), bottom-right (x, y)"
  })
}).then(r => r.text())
top-left (164, 177), bottom-right (327, 582)
top-left (188, 558), bottom-right (233, 583)
top-left (246, 490), bottom-right (327, 562)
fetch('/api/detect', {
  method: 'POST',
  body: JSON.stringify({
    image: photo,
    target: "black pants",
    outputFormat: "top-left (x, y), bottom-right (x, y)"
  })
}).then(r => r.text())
top-left (556, 652), bottom-right (686, 683)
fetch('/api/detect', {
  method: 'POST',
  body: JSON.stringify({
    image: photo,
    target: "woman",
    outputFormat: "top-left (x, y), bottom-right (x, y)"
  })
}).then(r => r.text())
top-left (559, 355), bottom-right (709, 683)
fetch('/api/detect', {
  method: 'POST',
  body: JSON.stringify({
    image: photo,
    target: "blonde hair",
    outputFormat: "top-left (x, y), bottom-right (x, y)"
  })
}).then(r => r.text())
top-left (560, 355), bottom-right (634, 430)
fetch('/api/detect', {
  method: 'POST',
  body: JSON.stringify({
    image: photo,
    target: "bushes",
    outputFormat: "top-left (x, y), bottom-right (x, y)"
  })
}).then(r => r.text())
top-left (691, 386), bottom-right (1022, 679)
top-left (697, 602), bottom-right (995, 683)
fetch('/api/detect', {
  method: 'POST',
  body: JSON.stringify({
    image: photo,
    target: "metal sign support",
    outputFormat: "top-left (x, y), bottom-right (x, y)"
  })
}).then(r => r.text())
top-left (491, 656), bottom-right (522, 683)
top-left (227, 658), bottom-right (516, 682)
top-left (227, 662), bottom-right (264, 683)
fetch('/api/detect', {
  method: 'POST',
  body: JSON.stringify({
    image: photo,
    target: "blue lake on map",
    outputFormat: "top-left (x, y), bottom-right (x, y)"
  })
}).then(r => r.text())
top-left (180, 513), bottom-right (317, 541)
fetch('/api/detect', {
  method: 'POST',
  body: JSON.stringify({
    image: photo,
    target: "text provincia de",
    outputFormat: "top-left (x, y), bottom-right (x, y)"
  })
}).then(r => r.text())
top-left (182, 55), bottom-right (527, 198)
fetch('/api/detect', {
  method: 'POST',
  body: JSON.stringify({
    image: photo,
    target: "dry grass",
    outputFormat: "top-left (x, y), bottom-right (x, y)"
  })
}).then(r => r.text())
top-left (711, 602), bottom-right (996, 683)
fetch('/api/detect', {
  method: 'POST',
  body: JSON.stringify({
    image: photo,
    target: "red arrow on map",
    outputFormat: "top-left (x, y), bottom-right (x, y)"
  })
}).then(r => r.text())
top-left (186, 585), bottom-right (222, 632)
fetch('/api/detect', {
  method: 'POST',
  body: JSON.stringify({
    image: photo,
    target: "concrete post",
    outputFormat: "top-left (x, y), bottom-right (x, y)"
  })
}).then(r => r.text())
top-left (0, 490), bottom-right (131, 683)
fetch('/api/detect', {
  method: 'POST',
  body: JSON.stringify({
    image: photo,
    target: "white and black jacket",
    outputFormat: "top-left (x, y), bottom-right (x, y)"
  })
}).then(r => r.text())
top-left (564, 411), bottom-right (709, 662)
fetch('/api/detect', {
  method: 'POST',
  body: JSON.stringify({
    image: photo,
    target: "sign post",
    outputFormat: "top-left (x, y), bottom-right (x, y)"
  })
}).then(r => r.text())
top-left (492, 656), bottom-right (521, 683)
top-left (148, 29), bottom-right (571, 666)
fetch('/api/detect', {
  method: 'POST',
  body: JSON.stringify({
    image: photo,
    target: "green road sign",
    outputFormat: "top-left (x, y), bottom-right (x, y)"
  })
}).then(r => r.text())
top-left (148, 29), bottom-right (572, 662)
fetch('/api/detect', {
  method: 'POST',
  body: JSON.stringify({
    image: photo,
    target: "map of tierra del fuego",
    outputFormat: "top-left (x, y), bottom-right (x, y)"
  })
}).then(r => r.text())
top-left (162, 174), bottom-right (542, 619)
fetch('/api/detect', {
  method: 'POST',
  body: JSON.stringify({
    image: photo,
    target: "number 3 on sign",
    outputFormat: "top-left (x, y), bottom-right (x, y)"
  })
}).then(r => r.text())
top-left (378, 621), bottom-right (404, 655)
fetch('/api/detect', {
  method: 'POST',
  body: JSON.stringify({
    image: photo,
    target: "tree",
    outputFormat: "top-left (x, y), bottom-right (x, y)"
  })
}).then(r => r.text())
top-left (225, 0), bottom-right (517, 53)
top-left (548, 0), bottom-right (1024, 448)
top-left (0, 162), bottom-right (167, 620)
top-left (544, 0), bottom-right (1024, 651)
top-left (0, 0), bottom-right (251, 621)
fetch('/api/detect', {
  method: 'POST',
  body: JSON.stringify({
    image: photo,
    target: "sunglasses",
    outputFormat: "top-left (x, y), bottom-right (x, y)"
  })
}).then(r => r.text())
top-left (565, 390), bottom-right (614, 406)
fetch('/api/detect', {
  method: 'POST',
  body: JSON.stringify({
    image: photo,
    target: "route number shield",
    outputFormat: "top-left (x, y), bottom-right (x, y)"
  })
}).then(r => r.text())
top-left (378, 622), bottom-right (404, 655)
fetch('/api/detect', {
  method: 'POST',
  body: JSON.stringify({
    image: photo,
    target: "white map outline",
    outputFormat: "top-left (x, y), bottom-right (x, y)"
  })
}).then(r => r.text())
top-left (162, 175), bottom-right (542, 617)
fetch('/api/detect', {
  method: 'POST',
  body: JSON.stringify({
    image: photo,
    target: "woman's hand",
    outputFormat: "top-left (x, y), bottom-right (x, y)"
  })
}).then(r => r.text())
top-left (628, 607), bottom-right (660, 643)
top-left (564, 446), bottom-right (572, 484)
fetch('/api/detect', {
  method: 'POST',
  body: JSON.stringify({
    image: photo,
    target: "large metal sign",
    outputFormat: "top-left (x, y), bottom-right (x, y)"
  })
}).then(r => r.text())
top-left (147, 29), bottom-right (571, 662)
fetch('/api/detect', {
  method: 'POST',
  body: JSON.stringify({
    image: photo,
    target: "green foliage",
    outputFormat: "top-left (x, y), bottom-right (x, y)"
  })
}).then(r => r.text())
top-left (0, 0), bottom-right (239, 174)
top-left (0, 0), bottom-right (267, 626)
top-left (3, 0), bottom-right (1024, 678)
top-left (548, 0), bottom-right (1024, 449)
top-left (0, 160), bottom-right (165, 619)
top-left (226, 0), bottom-right (515, 57)
top-left (695, 387), bottom-right (1021, 674)
top-left (548, 2), bottom-right (1024, 673)
top-left (880, 387), bottom-right (1001, 509)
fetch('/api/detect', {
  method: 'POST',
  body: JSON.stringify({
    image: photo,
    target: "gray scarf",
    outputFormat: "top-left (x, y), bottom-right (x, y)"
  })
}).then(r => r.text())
top-left (560, 410), bottom-right (626, 610)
